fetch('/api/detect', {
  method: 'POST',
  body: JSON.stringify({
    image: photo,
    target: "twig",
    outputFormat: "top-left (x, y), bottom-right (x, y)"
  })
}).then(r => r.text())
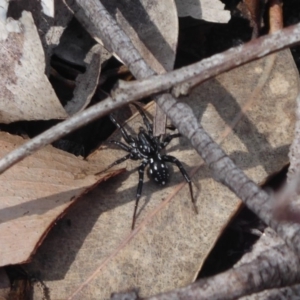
top-left (269, 0), bottom-right (283, 33)
top-left (111, 229), bottom-right (300, 300)
top-left (239, 284), bottom-right (300, 300)
top-left (0, 21), bottom-right (299, 175)
top-left (141, 228), bottom-right (300, 300)
top-left (145, 244), bottom-right (300, 300)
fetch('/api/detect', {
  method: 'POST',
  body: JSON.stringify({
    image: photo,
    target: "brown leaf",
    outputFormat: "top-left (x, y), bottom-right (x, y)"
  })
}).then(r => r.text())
top-left (0, 132), bottom-right (122, 266)
top-left (0, 11), bottom-right (67, 123)
top-left (27, 49), bottom-right (298, 299)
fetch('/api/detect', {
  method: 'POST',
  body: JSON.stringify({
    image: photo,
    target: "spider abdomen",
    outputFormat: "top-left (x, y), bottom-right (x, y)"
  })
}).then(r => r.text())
top-left (149, 156), bottom-right (169, 186)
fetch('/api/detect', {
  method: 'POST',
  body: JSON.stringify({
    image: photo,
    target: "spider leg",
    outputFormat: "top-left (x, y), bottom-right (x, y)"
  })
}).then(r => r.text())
top-left (132, 160), bottom-right (148, 230)
top-left (110, 114), bottom-right (135, 144)
top-left (95, 153), bottom-right (131, 175)
top-left (162, 155), bottom-right (198, 214)
top-left (109, 140), bottom-right (132, 152)
top-left (132, 103), bottom-right (153, 135)
top-left (160, 133), bottom-right (181, 149)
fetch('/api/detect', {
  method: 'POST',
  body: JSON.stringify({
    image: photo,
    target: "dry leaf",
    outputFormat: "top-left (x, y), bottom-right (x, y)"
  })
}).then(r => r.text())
top-left (0, 132), bottom-right (123, 266)
top-left (1, 5), bottom-right (101, 119)
top-left (0, 11), bottom-right (67, 123)
top-left (27, 49), bottom-right (298, 300)
top-left (8, 0), bottom-right (74, 69)
top-left (41, 0), bottom-right (54, 17)
top-left (175, 0), bottom-right (230, 23)
top-left (64, 44), bottom-right (102, 115)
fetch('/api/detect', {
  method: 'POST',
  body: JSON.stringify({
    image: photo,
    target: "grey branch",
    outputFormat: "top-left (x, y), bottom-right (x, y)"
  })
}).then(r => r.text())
top-left (0, 24), bottom-right (300, 180)
top-left (145, 244), bottom-right (300, 300)
top-left (111, 228), bottom-right (300, 300)
top-left (0, 20), bottom-right (299, 178)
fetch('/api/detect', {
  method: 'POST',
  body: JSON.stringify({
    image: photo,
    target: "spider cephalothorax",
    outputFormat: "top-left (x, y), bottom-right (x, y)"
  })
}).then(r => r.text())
top-left (103, 104), bottom-right (198, 229)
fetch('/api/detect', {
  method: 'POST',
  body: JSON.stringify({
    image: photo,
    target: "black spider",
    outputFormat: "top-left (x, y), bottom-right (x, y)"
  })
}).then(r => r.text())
top-left (102, 104), bottom-right (198, 229)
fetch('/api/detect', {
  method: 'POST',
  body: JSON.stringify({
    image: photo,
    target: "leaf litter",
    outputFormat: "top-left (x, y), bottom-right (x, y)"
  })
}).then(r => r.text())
top-left (0, 131), bottom-right (123, 267)
top-left (0, 0), bottom-right (298, 299)
top-left (0, 11), bottom-right (67, 123)
top-left (26, 47), bottom-right (299, 299)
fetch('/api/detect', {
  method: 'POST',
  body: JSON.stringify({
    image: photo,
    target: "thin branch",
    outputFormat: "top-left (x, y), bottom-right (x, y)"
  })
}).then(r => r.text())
top-left (288, 92), bottom-right (300, 181)
top-left (239, 284), bottom-right (300, 299)
top-left (112, 22), bottom-right (300, 100)
top-left (0, 21), bottom-right (299, 176)
top-left (0, 95), bottom-right (121, 173)
top-left (73, 0), bottom-right (156, 80)
top-left (144, 244), bottom-right (300, 300)
top-left (155, 94), bottom-right (300, 257)
top-left (110, 231), bottom-right (300, 300)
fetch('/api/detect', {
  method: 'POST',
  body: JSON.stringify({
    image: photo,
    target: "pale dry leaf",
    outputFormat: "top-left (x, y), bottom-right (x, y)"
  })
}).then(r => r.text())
top-left (175, 0), bottom-right (230, 23)
top-left (27, 50), bottom-right (298, 299)
top-left (0, 11), bottom-right (67, 123)
top-left (0, 131), bottom-right (123, 267)
top-left (0, 0), bottom-right (20, 41)
top-left (52, 17), bottom-right (98, 68)
top-left (64, 44), bottom-right (101, 115)
top-left (7, 0), bottom-right (74, 70)
top-left (41, 0), bottom-right (54, 17)
top-left (65, 0), bottom-right (178, 73)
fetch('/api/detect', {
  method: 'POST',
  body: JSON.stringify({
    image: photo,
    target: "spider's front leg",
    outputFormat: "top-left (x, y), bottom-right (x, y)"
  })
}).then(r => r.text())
top-left (96, 153), bottom-right (131, 175)
top-left (109, 140), bottom-right (132, 152)
top-left (132, 103), bottom-right (153, 135)
top-left (110, 114), bottom-right (135, 144)
top-left (162, 155), bottom-right (198, 214)
top-left (96, 140), bottom-right (134, 175)
top-left (132, 160), bottom-right (148, 230)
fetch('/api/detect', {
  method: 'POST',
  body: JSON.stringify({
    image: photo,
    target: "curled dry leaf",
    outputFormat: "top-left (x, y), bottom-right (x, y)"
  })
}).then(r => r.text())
top-left (175, 0), bottom-right (230, 23)
top-left (7, 0), bottom-right (74, 70)
top-left (27, 50), bottom-right (298, 300)
top-left (0, 11), bottom-right (67, 123)
top-left (0, 132), bottom-right (123, 267)
top-left (64, 44), bottom-right (102, 115)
